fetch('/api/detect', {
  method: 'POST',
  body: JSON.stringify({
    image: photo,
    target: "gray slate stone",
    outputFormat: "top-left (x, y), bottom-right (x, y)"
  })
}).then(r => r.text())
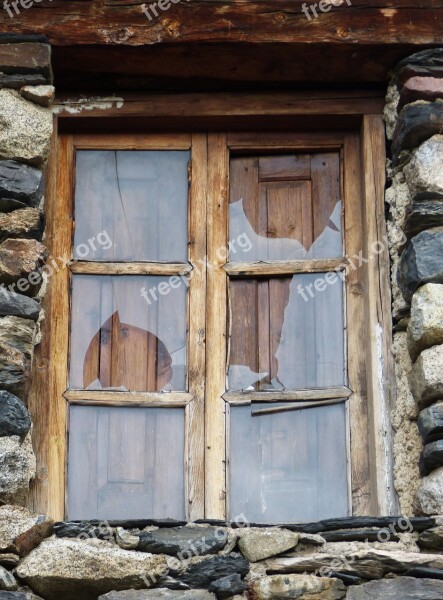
top-left (0, 391), bottom-right (31, 438)
top-left (405, 200), bottom-right (443, 239)
top-left (177, 555), bottom-right (249, 589)
top-left (0, 594), bottom-right (43, 600)
top-left (392, 102), bottom-right (443, 162)
top-left (418, 526), bottom-right (443, 550)
top-left (398, 227), bottom-right (443, 303)
top-left (347, 576), bottom-right (443, 599)
top-left (0, 566), bottom-right (17, 591)
top-left (418, 402), bottom-right (443, 443)
top-left (99, 591), bottom-right (215, 600)
top-left (0, 74), bottom-right (48, 90)
top-left (208, 574), bottom-right (245, 598)
top-left (137, 526), bottom-right (227, 556)
top-left (0, 161), bottom-right (43, 207)
top-left (0, 291), bottom-right (40, 321)
top-left (420, 440), bottom-right (443, 475)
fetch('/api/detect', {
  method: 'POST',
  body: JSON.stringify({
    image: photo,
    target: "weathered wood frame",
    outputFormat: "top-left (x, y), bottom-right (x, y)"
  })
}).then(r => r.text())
top-left (29, 94), bottom-right (396, 520)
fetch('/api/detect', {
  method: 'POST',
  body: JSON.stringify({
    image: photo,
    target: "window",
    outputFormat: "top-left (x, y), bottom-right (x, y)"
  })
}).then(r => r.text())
top-left (30, 121), bottom-right (393, 522)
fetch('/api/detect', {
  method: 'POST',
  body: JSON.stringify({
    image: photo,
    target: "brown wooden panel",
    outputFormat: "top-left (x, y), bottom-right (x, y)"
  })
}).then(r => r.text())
top-left (259, 155), bottom-right (310, 181)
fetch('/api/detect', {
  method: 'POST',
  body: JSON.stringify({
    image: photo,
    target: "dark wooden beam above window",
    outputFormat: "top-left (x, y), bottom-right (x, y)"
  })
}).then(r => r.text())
top-left (2, 1), bottom-right (443, 90)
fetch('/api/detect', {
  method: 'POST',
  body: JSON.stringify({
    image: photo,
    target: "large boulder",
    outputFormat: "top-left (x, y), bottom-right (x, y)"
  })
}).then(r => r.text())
top-left (392, 106), bottom-right (443, 162)
top-left (16, 538), bottom-right (168, 600)
top-left (0, 505), bottom-right (52, 555)
top-left (0, 90), bottom-right (52, 166)
top-left (0, 209), bottom-right (43, 242)
top-left (0, 433), bottom-right (35, 506)
top-left (347, 576), bottom-right (443, 599)
top-left (250, 574), bottom-right (346, 600)
top-left (408, 284), bottom-right (443, 360)
top-left (410, 345), bottom-right (443, 410)
top-left (398, 227), bottom-right (443, 303)
top-left (0, 161), bottom-right (44, 208)
top-left (404, 135), bottom-right (443, 199)
top-left (237, 527), bottom-right (299, 562)
top-left (0, 239), bottom-right (47, 294)
top-left (0, 316), bottom-right (37, 399)
top-left (415, 467), bottom-right (443, 515)
top-left (404, 200), bottom-right (443, 239)
top-left (0, 391), bottom-right (31, 438)
top-left (137, 526), bottom-right (227, 556)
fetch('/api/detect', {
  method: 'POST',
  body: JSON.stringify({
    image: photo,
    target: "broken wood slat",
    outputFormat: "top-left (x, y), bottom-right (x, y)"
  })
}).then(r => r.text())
top-left (69, 261), bottom-right (192, 276)
top-left (224, 259), bottom-right (346, 277)
top-left (251, 398), bottom-right (346, 416)
top-left (63, 390), bottom-right (192, 407)
top-left (223, 386), bottom-right (352, 405)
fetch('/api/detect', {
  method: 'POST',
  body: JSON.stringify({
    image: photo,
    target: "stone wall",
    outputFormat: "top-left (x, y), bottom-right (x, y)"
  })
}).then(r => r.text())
top-left (0, 34), bottom-right (53, 511)
top-left (384, 49), bottom-right (443, 517)
top-left (1, 38), bottom-right (443, 600)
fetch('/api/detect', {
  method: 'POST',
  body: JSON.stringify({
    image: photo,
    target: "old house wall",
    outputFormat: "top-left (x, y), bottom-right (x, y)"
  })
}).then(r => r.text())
top-left (0, 37), bottom-right (443, 600)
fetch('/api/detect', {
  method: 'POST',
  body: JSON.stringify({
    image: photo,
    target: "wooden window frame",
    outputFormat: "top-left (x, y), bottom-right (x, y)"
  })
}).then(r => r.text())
top-left (29, 94), bottom-right (396, 521)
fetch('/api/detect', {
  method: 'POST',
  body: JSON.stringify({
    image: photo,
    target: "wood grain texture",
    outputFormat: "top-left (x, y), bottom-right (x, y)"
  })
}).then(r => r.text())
top-left (224, 386), bottom-right (352, 405)
top-left (205, 133), bottom-right (229, 519)
top-left (361, 115), bottom-right (398, 516)
top-left (224, 259), bottom-right (346, 276)
top-left (64, 390), bottom-right (191, 407)
top-left (69, 262), bottom-right (191, 275)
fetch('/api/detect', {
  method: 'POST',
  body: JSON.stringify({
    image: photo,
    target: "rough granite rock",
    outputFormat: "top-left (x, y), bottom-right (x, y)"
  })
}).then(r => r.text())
top-left (418, 402), bottom-right (443, 443)
top-left (0, 390), bottom-right (31, 438)
top-left (0, 506), bottom-right (52, 555)
top-left (0, 316), bottom-right (37, 399)
top-left (250, 574), bottom-right (346, 600)
top-left (0, 209), bottom-right (43, 242)
top-left (404, 135), bottom-right (443, 200)
top-left (392, 103), bottom-right (443, 162)
top-left (346, 576), bottom-right (443, 599)
top-left (398, 227), bottom-right (443, 303)
top-left (0, 90), bottom-right (52, 166)
top-left (0, 434), bottom-right (35, 506)
top-left (0, 290), bottom-right (40, 321)
top-left (137, 526), bottom-right (227, 556)
top-left (15, 538), bottom-right (168, 600)
top-left (0, 566), bottom-right (17, 591)
top-left (404, 200), bottom-right (443, 239)
top-left (263, 548), bottom-right (443, 579)
top-left (408, 283), bottom-right (443, 360)
top-left (237, 528), bottom-right (299, 562)
top-left (420, 440), bottom-right (443, 475)
top-left (20, 85), bottom-right (55, 108)
top-left (116, 527), bottom-right (139, 550)
top-left (410, 345), bottom-right (443, 410)
top-left (415, 467), bottom-right (443, 515)
top-left (398, 77), bottom-right (443, 111)
top-left (0, 239), bottom-right (47, 294)
top-left (99, 591), bottom-right (215, 600)
top-left (418, 525), bottom-right (443, 550)
top-left (0, 161), bottom-right (43, 208)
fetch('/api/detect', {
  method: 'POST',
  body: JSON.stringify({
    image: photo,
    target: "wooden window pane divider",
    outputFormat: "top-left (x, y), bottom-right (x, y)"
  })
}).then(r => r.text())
top-left (63, 389), bottom-right (192, 407)
top-left (68, 261), bottom-right (192, 276)
top-left (223, 386), bottom-right (352, 405)
top-left (224, 258), bottom-right (346, 277)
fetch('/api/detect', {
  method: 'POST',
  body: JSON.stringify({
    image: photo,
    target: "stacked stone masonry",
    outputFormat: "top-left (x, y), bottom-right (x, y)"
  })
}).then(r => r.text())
top-left (0, 37), bottom-right (443, 599)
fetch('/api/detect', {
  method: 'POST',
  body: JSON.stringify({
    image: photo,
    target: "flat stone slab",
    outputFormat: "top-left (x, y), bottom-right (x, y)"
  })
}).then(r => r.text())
top-left (420, 440), bottom-right (443, 475)
top-left (392, 103), bottom-right (443, 162)
top-left (396, 49), bottom-right (443, 87)
top-left (250, 574), bottom-right (346, 600)
top-left (16, 538), bottom-right (167, 600)
top-left (176, 555), bottom-right (249, 589)
top-left (404, 200), bottom-right (443, 239)
top-left (137, 526), bottom-right (227, 556)
top-left (237, 527), bottom-right (299, 562)
top-left (99, 591), bottom-right (215, 600)
top-left (399, 76), bottom-right (443, 110)
top-left (347, 576), bottom-right (443, 599)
